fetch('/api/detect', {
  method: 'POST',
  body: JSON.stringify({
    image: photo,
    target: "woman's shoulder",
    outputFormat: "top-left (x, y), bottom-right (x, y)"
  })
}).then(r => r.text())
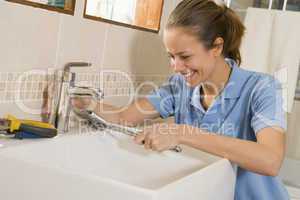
top-left (238, 67), bottom-right (281, 89)
top-left (242, 70), bottom-right (283, 108)
top-left (234, 67), bottom-right (283, 106)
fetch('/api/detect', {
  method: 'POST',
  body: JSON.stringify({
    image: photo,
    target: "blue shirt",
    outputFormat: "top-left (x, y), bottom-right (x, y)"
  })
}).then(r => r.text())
top-left (147, 59), bottom-right (289, 200)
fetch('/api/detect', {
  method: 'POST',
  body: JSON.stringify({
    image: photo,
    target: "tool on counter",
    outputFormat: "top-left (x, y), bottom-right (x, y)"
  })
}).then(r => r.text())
top-left (0, 115), bottom-right (57, 139)
top-left (74, 109), bottom-right (182, 153)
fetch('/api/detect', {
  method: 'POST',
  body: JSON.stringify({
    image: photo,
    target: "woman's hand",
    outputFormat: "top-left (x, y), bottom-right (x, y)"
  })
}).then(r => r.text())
top-left (71, 96), bottom-right (97, 111)
top-left (134, 123), bottom-right (183, 152)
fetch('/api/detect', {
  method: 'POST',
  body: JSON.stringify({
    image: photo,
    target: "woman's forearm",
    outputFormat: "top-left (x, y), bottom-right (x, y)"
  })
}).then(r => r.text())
top-left (178, 125), bottom-right (283, 176)
top-left (94, 102), bottom-right (123, 124)
top-left (93, 98), bottom-right (160, 127)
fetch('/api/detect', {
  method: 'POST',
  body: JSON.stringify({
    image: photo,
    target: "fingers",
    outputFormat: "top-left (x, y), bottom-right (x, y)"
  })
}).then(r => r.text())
top-left (134, 131), bottom-right (155, 150)
top-left (134, 129), bottom-right (165, 152)
top-left (144, 132), bottom-right (155, 150)
top-left (150, 138), bottom-right (161, 151)
top-left (134, 133), bottom-right (146, 145)
top-left (71, 97), bottom-right (93, 110)
top-left (134, 125), bottom-right (178, 152)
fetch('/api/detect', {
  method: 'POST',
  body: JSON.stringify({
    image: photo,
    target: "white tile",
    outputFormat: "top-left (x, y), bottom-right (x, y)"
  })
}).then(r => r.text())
top-left (55, 15), bottom-right (108, 70)
top-left (0, 1), bottom-right (60, 72)
top-left (102, 25), bottom-right (143, 72)
top-left (134, 33), bottom-right (171, 76)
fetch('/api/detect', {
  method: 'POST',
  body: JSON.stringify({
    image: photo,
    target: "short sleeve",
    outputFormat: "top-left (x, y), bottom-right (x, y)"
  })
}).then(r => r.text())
top-left (146, 75), bottom-right (179, 118)
top-left (250, 76), bottom-right (287, 135)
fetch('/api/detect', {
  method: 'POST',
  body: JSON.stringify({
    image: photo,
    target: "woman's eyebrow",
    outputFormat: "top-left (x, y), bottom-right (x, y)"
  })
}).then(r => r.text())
top-left (167, 51), bottom-right (190, 56)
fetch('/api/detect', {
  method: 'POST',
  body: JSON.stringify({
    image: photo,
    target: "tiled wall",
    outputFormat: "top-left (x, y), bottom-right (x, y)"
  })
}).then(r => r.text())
top-left (0, 72), bottom-right (47, 104)
top-left (0, 71), bottom-right (168, 100)
top-left (0, 70), bottom-right (168, 119)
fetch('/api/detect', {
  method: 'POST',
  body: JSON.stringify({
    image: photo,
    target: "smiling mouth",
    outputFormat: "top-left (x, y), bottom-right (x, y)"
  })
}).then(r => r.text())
top-left (181, 70), bottom-right (196, 79)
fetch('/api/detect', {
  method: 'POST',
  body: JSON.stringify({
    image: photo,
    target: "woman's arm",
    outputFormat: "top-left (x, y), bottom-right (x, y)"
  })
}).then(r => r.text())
top-left (135, 124), bottom-right (285, 177)
top-left (180, 126), bottom-right (285, 176)
top-left (72, 97), bottom-right (160, 127)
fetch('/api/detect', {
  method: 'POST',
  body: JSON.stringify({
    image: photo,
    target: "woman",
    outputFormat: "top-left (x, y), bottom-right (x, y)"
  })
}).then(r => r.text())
top-left (73, 0), bottom-right (289, 199)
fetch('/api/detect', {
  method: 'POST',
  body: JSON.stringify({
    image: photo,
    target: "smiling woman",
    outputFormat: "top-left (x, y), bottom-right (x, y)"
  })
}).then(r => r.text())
top-left (5, 0), bottom-right (76, 15)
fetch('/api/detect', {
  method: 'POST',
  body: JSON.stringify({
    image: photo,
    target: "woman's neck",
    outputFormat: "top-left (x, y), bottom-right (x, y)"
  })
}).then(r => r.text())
top-left (201, 58), bottom-right (232, 98)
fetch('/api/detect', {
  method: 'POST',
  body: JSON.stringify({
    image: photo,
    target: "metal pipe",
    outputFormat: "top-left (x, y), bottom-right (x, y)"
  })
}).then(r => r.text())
top-left (268, 0), bottom-right (273, 10)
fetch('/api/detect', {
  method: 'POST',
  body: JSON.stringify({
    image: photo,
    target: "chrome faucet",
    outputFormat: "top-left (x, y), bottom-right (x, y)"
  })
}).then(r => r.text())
top-left (48, 62), bottom-right (103, 133)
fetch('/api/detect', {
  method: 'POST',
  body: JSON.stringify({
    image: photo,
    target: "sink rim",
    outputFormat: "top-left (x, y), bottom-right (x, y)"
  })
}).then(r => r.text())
top-left (0, 131), bottom-right (230, 192)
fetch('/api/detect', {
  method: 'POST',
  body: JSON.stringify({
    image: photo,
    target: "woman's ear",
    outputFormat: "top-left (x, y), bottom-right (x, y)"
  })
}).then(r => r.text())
top-left (211, 37), bottom-right (224, 57)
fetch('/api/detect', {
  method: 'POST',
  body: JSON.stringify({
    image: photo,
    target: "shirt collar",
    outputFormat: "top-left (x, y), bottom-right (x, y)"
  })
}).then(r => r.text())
top-left (222, 58), bottom-right (252, 99)
top-left (191, 85), bottom-right (205, 111)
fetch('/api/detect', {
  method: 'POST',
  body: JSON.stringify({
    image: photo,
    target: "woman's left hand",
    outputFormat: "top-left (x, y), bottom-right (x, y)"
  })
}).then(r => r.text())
top-left (134, 123), bottom-right (183, 152)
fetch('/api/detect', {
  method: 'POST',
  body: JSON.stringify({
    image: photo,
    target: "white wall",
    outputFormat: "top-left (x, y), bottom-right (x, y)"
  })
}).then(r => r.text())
top-left (0, 0), bottom-right (178, 119)
top-left (0, 1), bottom-right (60, 72)
top-left (286, 101), bottom-right (300, 160)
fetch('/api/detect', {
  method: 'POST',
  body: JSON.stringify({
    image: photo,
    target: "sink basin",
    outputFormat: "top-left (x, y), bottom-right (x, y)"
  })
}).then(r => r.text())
top-left (0, 131), bottom-right (236, 200)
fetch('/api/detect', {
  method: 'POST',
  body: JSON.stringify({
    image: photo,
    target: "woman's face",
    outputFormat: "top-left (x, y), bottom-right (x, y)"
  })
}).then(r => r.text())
top-left (163, 27), bottom-right (219, 87)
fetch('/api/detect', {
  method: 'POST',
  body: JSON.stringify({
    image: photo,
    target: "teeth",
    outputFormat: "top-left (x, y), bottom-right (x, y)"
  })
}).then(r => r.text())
top-left (182, 70), bottom-right (194, 78)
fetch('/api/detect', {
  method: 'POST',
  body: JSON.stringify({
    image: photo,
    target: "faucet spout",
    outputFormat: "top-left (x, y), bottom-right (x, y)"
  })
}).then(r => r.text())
top-left (63, 62), bottom-right (92, 86)
top-left (46, 62), bottom-right (103, 133)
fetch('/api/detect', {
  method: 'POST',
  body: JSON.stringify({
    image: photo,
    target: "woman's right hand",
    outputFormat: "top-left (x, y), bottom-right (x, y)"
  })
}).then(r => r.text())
top-left (71, 96), bottom-right (97, 111)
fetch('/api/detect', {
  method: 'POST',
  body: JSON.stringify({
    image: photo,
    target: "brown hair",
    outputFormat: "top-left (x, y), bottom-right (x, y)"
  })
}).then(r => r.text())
top-left (166, 0), bottom-right (245, 65)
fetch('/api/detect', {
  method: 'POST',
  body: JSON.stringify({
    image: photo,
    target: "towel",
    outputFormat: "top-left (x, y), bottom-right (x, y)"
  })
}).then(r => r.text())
top-left (269, 10), bottom-right (300, 113)
top-left (240, 7), bottom-right (300, 113)
top-left (240, 8), bottom-right (275, 73)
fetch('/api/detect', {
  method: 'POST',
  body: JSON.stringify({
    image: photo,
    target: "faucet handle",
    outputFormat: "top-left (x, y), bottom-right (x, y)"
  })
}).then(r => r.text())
top-left (89, 87), bottom-right (104, 100)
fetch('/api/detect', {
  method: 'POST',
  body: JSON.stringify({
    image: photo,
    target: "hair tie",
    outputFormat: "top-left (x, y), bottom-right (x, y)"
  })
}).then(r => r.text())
top-left (210, 5), bottom-right (228, 23)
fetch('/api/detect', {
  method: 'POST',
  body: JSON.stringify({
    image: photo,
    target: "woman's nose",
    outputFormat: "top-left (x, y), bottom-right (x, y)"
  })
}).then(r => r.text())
top-left (171, 58), bottom-right (185, 73)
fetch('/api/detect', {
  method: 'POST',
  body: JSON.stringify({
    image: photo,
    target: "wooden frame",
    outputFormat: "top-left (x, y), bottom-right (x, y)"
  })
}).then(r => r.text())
top-left (83, 0), bottom-right (164, 33)
top-left (5, 0), bottom-right (76, 15)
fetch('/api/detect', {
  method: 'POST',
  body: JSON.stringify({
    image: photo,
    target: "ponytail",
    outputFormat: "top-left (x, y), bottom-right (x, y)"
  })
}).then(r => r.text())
top-left (222, 6), bottom-right (245, 65)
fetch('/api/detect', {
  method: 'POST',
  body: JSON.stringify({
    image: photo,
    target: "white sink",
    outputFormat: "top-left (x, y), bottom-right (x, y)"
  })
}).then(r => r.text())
top-left (0, 131), bottom-right (236, 200)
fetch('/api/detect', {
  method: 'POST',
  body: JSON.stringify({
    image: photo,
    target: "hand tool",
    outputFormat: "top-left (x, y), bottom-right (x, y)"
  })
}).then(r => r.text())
top-left (0, 115), bottom-right (57, 139)
top-left (74, 109), bottom-right (182, 153)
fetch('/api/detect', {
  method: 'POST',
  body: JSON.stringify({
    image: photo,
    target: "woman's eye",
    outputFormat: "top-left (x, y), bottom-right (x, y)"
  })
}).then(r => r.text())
top-left (168, 55), bottom-right (175, 62)
top-left (180, 56), bottom-right (190, 60)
